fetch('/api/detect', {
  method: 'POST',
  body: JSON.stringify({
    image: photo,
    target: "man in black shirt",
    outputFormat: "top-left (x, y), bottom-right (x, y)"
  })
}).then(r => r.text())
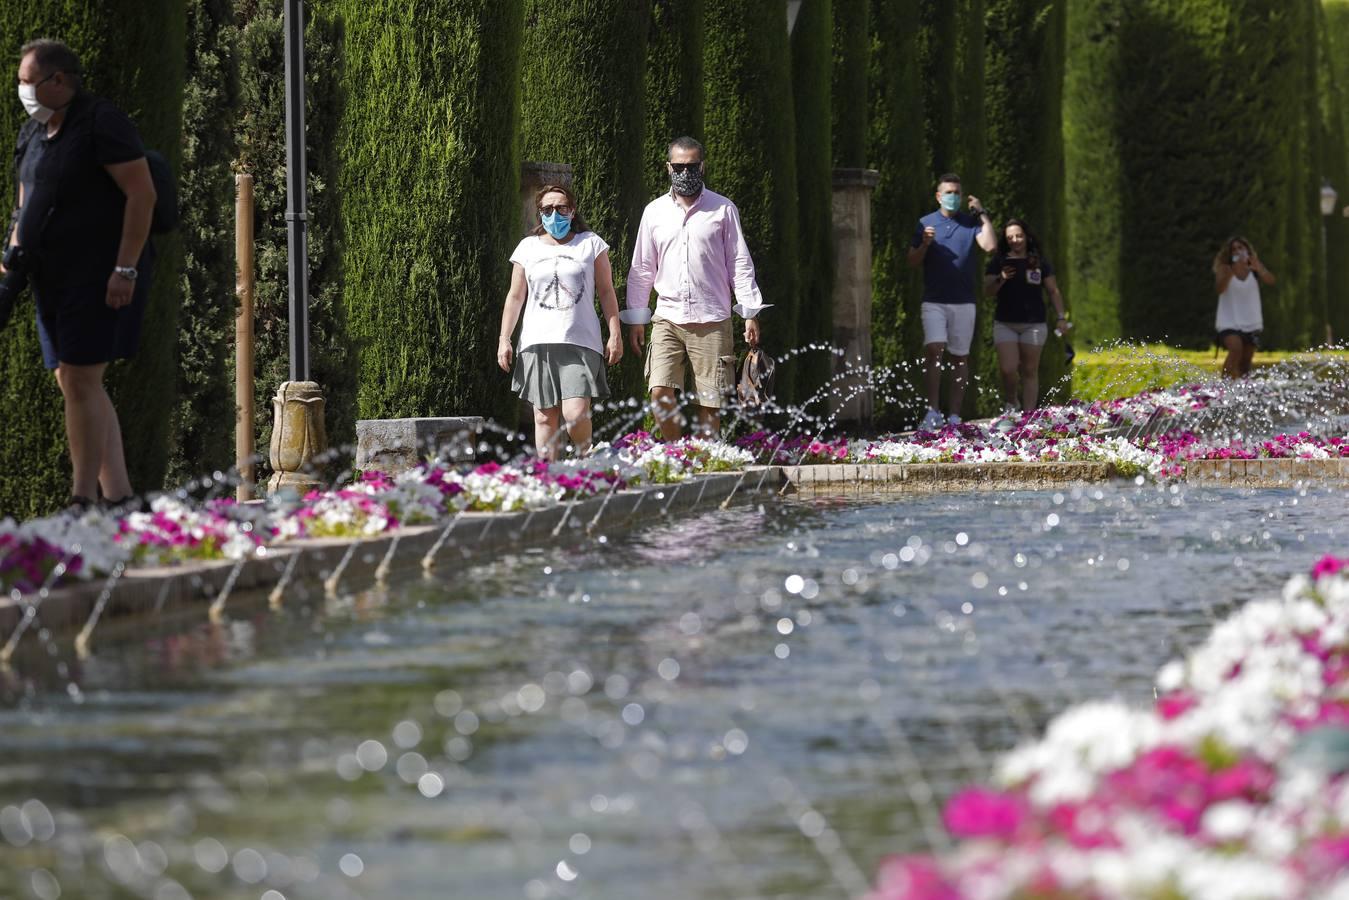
top-left (9, 39), bottom-right (156, 509)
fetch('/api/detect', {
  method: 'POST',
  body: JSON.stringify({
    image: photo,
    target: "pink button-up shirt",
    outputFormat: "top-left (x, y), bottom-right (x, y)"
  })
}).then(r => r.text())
top-left (622, 188), bottom-right (769, 326)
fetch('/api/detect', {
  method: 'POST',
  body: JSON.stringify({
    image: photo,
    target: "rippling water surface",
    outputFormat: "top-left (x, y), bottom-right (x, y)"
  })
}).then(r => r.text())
top-left (1, 485), bottom-right (1346, 899)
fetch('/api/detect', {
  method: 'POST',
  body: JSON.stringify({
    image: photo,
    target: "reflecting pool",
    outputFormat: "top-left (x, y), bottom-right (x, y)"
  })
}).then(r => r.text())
top-left (1, 485), bottom-right (1346, 899)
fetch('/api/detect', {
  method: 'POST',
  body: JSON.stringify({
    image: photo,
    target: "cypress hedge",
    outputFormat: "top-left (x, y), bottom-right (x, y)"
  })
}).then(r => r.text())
top-left (703, 0), bottom-right (801, 405)
top-left (322, 0), bottom-right (522, 429)
top-left (0, 0), bottom-right (185, 517)
top-left (983, 0), bottom-right (1070, 404)
top-left (1066, 0), bottom-right (1325, 351)
top-left (1062, 0), bottom-right (1126, 348)
top-left (790, 0), bottom-right (836, 407)
top-left (1323, 0), bottom-right (1349, 344)
top-left (867, 0), bottom-right (930, 428)
top-left (170, 0), bottom-right (239, 487)
top-left (520, 0), bottom-right (651, 425)
top-left (235, 0), bottom-right (355, 471)
top-left (830, 0), bottom-right (868, 169)
top-left (643, 0), bottom-right (704, 201)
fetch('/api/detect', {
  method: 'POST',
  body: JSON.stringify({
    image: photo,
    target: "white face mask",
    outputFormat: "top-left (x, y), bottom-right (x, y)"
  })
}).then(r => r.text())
top-left (18, 83), bottom-right (55, 124)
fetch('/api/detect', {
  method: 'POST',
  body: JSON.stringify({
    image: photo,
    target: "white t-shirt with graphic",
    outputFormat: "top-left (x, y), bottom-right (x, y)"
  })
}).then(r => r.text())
top-left (510, 232), bottom-right (609, 354)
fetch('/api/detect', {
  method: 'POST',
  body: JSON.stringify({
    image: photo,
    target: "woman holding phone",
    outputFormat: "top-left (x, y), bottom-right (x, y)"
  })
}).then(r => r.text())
top-left (1212, 236), bottom-right (1275, 379)
top-left (983, 218), bottom-right (1067, 414)
top-left (498, 183), bottom-right (623, 459)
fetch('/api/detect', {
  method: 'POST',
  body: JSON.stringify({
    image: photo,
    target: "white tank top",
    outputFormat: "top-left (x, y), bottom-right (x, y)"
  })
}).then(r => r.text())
top-left (1215, 271), bottom-right (1262, 333)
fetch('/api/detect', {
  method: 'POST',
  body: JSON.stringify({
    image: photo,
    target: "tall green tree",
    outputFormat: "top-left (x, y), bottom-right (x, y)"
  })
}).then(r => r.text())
top-left (324, 0), bottom-right (523, 427)
top-left (704, 0), bottom-right (801, 405)
top-left (0, 0), bottom-right (185, 517)
top-left (983, 0), bottom-right (1070, 403)
top-left (1323, 0), bottom-right (1349, 344)
top-left (520, 0), bottom-right (651, 429)
top-left (643, 0), bottom-right (704, 200)
top-left (1066, 0), bottom-right (1325, 351)
top-left (867, 0), bottom-right (930, 428)
top-left (831, 0), bottom-right (868, 170)
top-left (171, 0), bottom-right (239, 487)
top-left (791, 0), bottom-right (836, 408)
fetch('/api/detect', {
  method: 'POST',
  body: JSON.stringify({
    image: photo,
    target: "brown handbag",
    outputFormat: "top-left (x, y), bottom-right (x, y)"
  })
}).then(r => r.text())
top-left (737, 347), bottom-right (776, 409)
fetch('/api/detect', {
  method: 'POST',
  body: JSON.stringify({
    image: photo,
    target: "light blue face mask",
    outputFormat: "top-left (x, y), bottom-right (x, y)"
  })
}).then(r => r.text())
top-left (541, 210), bottom-right (573, 240)
top-left (940, 191), bottom-right (962, 213)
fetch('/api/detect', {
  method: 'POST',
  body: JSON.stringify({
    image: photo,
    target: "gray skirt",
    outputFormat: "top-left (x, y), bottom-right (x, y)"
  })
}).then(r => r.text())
top-left (512, 343), bottom-right (610, 408)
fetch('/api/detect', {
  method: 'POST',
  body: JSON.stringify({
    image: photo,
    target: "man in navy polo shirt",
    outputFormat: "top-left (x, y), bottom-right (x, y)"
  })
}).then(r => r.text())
top-left (907, 173), bottom-right (996, 430)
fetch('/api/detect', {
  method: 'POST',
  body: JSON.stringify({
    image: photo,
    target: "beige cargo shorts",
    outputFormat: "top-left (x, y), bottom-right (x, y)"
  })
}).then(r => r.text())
top-left (645, 315), bottom-right (736, 409)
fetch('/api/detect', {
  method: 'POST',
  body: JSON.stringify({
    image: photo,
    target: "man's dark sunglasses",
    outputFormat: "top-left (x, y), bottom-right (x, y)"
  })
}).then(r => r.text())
top-left (539, 204), bottom-right (573, 215)
top-left (669, 162), bottom-right (701, 173)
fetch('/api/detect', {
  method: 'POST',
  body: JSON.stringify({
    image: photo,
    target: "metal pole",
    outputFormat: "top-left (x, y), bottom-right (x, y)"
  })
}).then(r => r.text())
top-left (283, 0), bottom-right (310, 382)
top-left (235, 174), bottom-right (256, 501)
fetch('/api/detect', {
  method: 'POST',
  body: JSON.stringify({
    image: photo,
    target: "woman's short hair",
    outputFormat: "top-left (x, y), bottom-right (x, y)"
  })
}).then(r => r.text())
top-left (19, 39), bottom-right (82, 90)
top-left (529, 183), bottom-right (591, 238)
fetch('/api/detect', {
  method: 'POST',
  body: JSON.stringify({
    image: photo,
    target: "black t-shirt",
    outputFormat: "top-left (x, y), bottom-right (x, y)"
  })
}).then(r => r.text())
top-left (14, 93), bottom-right (147, 289)
top-left (986, 254), bottom-right (1054, 323)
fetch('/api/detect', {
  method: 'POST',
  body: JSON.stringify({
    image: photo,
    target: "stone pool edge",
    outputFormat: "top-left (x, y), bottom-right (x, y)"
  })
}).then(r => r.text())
top-left (7, 458), bottom-right (1348, 637)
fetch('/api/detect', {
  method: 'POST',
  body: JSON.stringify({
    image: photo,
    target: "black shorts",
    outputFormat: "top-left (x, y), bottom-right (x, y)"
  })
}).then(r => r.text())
top-left (35, 266), bottom-right (152, 370)
top-left (1216, 328), bottom-right (1260, 349)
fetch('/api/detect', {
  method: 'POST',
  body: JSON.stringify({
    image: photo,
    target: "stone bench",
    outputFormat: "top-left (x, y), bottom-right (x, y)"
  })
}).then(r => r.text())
top-left (355, 417), bottom-right (483, 474)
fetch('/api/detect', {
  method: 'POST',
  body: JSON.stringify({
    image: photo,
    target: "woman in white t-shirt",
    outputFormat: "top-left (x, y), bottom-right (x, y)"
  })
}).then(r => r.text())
top-left (498, 184), bottom-right (623, 458)
top-left (1212, 236), bottom-right (1276, 378)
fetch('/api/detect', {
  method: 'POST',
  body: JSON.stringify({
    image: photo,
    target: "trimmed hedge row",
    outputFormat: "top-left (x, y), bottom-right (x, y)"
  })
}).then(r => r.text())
top-left (830, 0), bottom-right (868, 170)
top-left (703, 0), bottom-right (801, 405)
top-left (0, 0), bottom-right (185, 517)
top-left (1064, 0), bottom-right (1328, 351)
top-left (643, 0), bottom-right (704, 201)
top-left (791, 0), bottom-right (836, 407)
top-left (1322, 0), bottom-right (1349, 345)
top-left (866, 0), bottom-right (930, 429)
top-left (170, 0), bottom-right (238, 487)
top-left (326, 0), bottom-right (523, 428)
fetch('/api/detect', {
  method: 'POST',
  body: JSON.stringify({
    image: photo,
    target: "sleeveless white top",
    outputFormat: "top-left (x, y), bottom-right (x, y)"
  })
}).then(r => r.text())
top-left (1215, 271), bottom-right (1262, 333)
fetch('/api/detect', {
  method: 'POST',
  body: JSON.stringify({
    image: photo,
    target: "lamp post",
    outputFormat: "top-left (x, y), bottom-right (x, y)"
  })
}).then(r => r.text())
top-left (267, 0), bottom-right (327, 495)
top-left (1323, 180), bottom-right (1338, 346)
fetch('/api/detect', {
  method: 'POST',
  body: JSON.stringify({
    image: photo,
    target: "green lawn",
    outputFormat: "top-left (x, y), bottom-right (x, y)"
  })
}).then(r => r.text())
top-left (1070, 344), bottom-right (1349, 402)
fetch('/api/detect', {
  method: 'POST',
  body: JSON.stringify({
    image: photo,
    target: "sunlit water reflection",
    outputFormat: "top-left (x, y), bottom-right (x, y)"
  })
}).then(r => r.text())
top-left (1, 485), bottom-right (1346, 899)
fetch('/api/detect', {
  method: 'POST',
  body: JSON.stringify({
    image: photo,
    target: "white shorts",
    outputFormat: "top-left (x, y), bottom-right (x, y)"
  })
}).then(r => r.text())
top-left (992, 320), bottom-right (1048, 347)
top-left (920, 302), bottom-right (976, 356)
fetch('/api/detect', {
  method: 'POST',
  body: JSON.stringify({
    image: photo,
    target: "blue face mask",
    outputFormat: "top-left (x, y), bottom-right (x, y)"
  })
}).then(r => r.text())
top-left (541, 210), bottom-right (573, 240)
top-left (940, 191), bottom-right (961, 213)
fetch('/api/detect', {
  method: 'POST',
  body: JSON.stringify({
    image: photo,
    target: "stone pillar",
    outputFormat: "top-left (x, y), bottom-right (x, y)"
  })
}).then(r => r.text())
top-left (830, 168), bottom-right (880, 426)
top-left (267, 381), bottom-right (328, 495)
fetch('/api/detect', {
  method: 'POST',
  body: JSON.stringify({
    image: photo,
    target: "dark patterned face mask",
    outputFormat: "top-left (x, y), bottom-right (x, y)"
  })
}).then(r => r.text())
top-left (670, 165), bottom-right (704, 197)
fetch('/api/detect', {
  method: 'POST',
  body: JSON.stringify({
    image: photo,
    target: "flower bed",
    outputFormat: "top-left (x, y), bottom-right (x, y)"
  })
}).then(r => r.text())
top-left (866, 556), bottom-right (1349, 899)
top-left (0, 440), bottom-right (749, 594)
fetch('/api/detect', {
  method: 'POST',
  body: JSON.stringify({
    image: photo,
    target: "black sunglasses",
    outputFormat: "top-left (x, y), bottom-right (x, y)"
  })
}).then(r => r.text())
top-left (669, 162), bottom-right (701, 174)
top-left (539, 204), bottom-right (573, 216)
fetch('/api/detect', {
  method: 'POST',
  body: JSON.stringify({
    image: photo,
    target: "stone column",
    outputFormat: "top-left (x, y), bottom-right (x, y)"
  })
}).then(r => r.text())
top-left (267, 381), bottom-right (327, 495)
top-left (830, 168), bottom-right (880, 426)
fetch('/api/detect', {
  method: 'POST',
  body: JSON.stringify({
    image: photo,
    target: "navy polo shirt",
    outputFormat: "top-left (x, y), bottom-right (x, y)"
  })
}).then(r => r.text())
top-left (911, 210), bottom-right (983, 304)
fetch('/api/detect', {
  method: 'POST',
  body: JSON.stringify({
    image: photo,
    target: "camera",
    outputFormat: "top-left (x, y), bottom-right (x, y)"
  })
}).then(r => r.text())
top-left (0, 245), bottom-right (32, 334)
top-left (2, 244), bottom-right (33, 277)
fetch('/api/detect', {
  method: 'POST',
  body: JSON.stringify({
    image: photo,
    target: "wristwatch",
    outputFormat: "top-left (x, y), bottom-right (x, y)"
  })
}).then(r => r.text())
top-left (113, 265), bottom-right (138, 281)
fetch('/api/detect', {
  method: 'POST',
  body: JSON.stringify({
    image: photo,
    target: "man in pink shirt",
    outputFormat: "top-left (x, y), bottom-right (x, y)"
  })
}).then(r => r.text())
top-left (622, 136), bottom-right (770, 440)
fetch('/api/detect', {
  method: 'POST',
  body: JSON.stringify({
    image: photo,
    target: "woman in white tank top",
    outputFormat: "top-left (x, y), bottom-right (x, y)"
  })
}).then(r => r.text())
top-left (1212, 236), bottom-right (1276, 378)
